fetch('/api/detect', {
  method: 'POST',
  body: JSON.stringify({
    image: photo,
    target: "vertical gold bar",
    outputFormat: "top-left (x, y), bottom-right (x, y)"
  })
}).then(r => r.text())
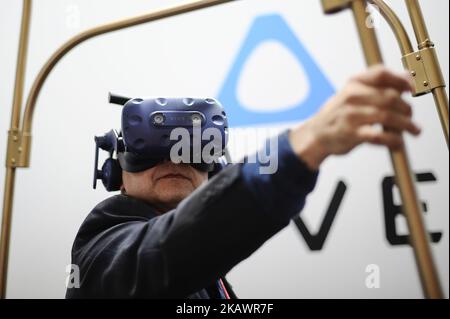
top-left (0, 169), bottom-right (16, 299)
top-left (0, 0), bottom-right (32, 299)
top-left (405, 0), bottom-right (449, 147)
top-left (432, 87), bottom-right (449, 147)
top-left (351, 0), bottom-right (443, 299)
top-left (10, 0), bottom-right (31, 130)
top-left (405, 0), bottom-right (430, 46)
top-left (351, 0), bottom-right (383, 63)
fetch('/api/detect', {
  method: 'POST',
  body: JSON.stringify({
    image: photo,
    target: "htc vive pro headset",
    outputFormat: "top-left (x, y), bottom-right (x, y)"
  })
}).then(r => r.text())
top-left (93, 93), bottom-right (229, 191)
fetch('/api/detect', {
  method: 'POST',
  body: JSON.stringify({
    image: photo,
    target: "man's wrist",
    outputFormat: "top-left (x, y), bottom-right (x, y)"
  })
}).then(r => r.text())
top-left (288, 121), bottom-right (329, 171)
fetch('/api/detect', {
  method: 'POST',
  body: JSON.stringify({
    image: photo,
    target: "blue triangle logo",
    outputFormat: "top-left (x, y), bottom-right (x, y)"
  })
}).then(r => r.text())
top-left (217, 14), bottom-right (335, 127)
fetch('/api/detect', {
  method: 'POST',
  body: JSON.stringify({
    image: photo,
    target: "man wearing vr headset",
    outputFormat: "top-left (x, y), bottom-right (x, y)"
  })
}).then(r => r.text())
top-left (67, 66), bottom-right (420, 299)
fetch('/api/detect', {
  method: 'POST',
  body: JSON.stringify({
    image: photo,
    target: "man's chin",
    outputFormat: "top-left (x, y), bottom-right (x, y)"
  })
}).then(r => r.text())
top-left (154, 179), bottom-right (194, 202)
top-left (156, 177), bottom-right (193, 189)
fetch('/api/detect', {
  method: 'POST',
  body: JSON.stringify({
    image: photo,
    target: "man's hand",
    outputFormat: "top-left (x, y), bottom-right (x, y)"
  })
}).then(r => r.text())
top-left (289, 65), bottom-right (421, 171)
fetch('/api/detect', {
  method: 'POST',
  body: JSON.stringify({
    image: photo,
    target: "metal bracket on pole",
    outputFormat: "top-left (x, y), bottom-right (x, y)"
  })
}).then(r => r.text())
top-left (402, 47), bottom-right (446, 97)
top-left (5, 130), bottom-right (31, 168)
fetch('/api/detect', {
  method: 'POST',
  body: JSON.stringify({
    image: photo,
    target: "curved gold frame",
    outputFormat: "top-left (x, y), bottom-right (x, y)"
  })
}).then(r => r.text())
top-left (1, 0), bottom-right (447, 298)
top-left (1, 0), bottom-right (237, 299)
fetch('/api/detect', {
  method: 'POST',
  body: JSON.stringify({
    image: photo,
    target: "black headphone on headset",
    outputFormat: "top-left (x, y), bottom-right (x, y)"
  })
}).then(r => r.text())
top-left (93, 93), bottom-right (230, 192)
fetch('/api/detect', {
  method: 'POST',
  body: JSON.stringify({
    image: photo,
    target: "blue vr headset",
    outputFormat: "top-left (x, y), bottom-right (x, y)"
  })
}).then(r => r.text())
top-left (93, 93), bottom-right (229, 191)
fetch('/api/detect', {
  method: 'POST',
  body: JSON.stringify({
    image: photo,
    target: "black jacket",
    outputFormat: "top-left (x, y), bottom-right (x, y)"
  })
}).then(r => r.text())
top-left (66, 132), bottom-right (318, 298)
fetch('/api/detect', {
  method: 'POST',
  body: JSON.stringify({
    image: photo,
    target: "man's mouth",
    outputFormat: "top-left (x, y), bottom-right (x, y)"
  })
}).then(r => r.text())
top-left (157, 173), bottom-right (190, 181)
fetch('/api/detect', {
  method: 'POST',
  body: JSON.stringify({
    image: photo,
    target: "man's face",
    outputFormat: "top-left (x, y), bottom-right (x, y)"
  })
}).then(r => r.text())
top-left (122, 161), bottom-right (208, 213)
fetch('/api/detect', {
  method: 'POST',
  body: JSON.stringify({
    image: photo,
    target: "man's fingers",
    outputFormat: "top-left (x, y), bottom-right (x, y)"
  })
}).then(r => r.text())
top-left (356, 126), bottom-right (404, 150)
top-left (345, 83), bottom-right (413, 116)
top-left (352, 65), bottom-right (414, 93)
top-left (346, 107), bottom-right (421, 135)
top-left (377, 110), bottom-right (421, 135)
top-left (379, 88), bottom-right (412, 116)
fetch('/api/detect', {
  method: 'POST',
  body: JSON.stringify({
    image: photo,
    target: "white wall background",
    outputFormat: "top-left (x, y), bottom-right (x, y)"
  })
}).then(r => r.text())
top-left (0, 0), bottom-right (448, 298)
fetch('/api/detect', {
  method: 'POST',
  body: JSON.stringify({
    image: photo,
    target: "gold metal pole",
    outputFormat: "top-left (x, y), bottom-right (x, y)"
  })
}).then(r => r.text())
top-left (350, 0), bottom-right (443, 299)
top-left (0, 169), bottom-right (16, 300)
top-left (0, 0), bottom-right (32, 299)
top-left (433, 88), bottom-right (450, 146)
top-left (322, 0), bottom-right (444, 299)
top-left (405, 0), bottom-right (430, 47)
top-left (405, 0), bottom-right (449, 147)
